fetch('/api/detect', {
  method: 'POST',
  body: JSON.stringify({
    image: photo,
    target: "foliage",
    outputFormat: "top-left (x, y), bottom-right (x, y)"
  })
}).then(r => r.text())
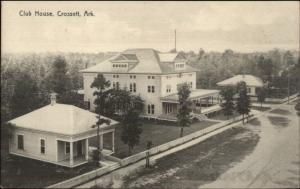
top-left (177, 83), bottom-right (192, 137)
top-left (256, 87), bottom-right (267, 107)
top-left (220, 86), bottom-right (236, 120)
top-left (90, 74), bottom-right (111, 115)
top-left (10, 72), bottom-right (42, 118)
top-left (121, 109), bottom-right (142, 155)
top-left (295, 102), bottom-right (300, 116)
top-left (236, 81), bottom-right (251, 124)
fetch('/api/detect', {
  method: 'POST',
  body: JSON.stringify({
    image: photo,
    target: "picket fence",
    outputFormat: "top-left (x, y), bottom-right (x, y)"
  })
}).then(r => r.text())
top-left (47, 113), bottom-right (252, 188)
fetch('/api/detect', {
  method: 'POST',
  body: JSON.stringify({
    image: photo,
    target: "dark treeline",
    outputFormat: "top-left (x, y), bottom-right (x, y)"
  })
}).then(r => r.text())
top-left (1, 49), bottom-right (299, 123)
top-left (1, 52), bottom-right (116, 123)
top-left (181, 49), bottom-right (299, 91)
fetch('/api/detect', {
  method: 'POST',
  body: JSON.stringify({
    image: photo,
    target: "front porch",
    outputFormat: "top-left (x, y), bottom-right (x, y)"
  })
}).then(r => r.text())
top-left (56, 129), bottom-right (115, 168)
top-left (159, 89), bottom-right (221, 121)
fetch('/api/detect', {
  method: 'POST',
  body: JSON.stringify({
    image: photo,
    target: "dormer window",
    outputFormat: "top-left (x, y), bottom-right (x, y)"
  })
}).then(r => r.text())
top-left (175, 62), bottom-right (185, 70)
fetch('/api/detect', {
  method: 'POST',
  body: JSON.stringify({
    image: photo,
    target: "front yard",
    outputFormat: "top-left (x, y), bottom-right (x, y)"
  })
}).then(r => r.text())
top-left (0, 155), bottom-right (97, 188)
top-left (91, 119), bottom-right (219, 159)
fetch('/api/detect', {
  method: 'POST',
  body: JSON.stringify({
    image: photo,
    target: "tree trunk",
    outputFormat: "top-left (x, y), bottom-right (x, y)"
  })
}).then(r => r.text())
top-left (180, 127), bottom-right (184, 137)
top-left (242, 114), bottom-right (244, 124)
top-left (128, 145), bottom-right (132, 156)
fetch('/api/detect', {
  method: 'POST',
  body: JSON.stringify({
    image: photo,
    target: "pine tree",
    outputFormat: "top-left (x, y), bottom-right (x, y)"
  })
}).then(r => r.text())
top-left (236, 81), bottom-right (251, 124)
top-left (177, 83), bottom-right (192, 137)
top-left (220, 86), bottom-right (235, 120)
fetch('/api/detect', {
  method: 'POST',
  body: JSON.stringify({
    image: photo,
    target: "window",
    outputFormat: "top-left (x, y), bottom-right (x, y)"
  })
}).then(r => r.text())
top-left (152, 76), bottom-right (155, 79)
top-left (129, 83), bottom-right (136, 92)
top-left (189, 82), bottom-right (193, 89)
top-left (148, 76), bottom-right (155, 79)
top-left (40, 139), bottom-right (45, 154)
top-left (113, 82), bottom-right (120, 90)
top-left (148, 76), bottom-right (151, 79)
top-left (17, 135), bottom-right (24, 150)
top-left (148, 86), bottom-right (155, 93)
top-left (130, 75), bottom-right (136, 79)
top-left (133, 83), bottom-right (136, 92)
top-left (166, 85), bottom-right (171, 93)
top-left (65, 142), bottom-right (70, 154)
top-left (148, 104), bottom-right (155, 114)
top-left (247, 88), bottom-right (251, 93)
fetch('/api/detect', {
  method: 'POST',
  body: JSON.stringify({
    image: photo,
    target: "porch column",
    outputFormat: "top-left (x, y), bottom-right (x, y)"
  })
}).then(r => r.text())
top-left (199, 98), bottom-right (202, 113)
top-left (99, 135), bottom-right (103, 150)
top-left (70, 142), bottom-right (74, 166)
top-left (85, 138), bottom-right (89, 160)
top-left (112, 131), bottom-right (115, 152)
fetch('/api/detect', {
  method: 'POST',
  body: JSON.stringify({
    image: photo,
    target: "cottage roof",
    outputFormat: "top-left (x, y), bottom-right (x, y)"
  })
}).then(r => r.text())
top-left (8, 104), bottom-right (118, 135)
top-left (216, 75), bottom-right (264, 87)
top-left (81, 48), bottom-right (199, 74)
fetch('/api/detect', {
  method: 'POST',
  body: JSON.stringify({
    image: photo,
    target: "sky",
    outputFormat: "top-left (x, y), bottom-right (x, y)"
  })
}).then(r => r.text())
top-left (2, 1), bottom-right (299, 53)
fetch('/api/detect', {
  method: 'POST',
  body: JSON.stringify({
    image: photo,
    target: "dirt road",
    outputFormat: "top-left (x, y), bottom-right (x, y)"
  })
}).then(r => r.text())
top-left (122, 103), bottom-right (299, 188)
top-left (202, 103), bottom-right (300, 188)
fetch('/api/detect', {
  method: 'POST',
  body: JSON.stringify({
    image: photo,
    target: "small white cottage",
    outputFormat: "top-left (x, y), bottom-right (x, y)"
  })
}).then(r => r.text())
top-left (8, 95), bottom-right (118, 167)
top-left (217, 74), bottom-right (264, 96)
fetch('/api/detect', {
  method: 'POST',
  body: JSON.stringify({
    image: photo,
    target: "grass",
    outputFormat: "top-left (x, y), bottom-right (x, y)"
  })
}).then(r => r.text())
top-left (208, 110), bottom-right (241, 121)
top-left (269, 108), bottom-right (291, 115)
top-left (0, 155), bottom-right (98, 188)
top-left (251, 106), bottom-right (271, 112)
top-left (122, 126), bottom-right (260, 189)
top-left (91, 120), bottom-right (219, 159)
top-left (268, 116), bottom-right (290, 128)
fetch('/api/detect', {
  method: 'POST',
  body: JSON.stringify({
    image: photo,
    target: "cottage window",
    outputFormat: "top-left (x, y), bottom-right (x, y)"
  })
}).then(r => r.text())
top-left (152, 86), bottom-right (155, 93)
top-left (65, 142), bottom-right (70, 154)
top-left (17, 135), bottom-right (24, 150)
top-left (148, 86), bottom-right (151, 93)
top-left (40, 139), bottom-right (45, 154)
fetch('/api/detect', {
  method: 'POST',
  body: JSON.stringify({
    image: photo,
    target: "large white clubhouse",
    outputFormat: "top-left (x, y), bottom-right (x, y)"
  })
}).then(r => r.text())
top-left (81, 48), bottom-right (220, 121)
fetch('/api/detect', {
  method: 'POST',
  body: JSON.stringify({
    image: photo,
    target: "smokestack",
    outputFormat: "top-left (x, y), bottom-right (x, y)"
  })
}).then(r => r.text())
top-left (175, 29), bottom-right (177, 53)
top-left (50, 92), bottom-right (57, 106)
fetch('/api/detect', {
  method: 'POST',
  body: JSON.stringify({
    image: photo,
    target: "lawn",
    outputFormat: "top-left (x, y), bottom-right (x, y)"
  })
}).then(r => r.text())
top-left (0, 155), bottom-right (98, 188)
top-left (91, 119), bottom-right (219, 159)
top-left (208, 110), bottom-right (241, 121)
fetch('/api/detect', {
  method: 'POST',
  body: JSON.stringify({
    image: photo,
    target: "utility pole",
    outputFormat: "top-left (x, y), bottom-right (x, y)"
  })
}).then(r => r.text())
top-left (174, 30), bottom-right (177, 53)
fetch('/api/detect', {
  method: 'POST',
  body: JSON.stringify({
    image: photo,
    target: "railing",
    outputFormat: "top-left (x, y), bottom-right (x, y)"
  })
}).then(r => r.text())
top-left (47, 113), bottom-right (252, 188)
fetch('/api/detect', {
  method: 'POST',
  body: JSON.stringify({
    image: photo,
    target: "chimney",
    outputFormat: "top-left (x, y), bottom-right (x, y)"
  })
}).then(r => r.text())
top-left (50, 92), bottom-right (57, 106)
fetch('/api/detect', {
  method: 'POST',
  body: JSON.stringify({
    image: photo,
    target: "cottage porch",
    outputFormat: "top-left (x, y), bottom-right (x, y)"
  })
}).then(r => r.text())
top-left (56, 129), bottom-right (115, 168)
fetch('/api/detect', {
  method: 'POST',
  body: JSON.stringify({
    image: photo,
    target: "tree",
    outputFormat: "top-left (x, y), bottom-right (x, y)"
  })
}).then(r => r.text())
top-left (121, 109), bottom-right (142, 156)
top-left (220, 86), bottom-right (235, 120)
top-left (256, 87), bottom-right (267, 108)
top-left (90, 74), bottom-right (110, 115)
top-left (90, 74), bottom-right (111, 165)
top-left (91, 116), bottom-right (110, 166)
top-left (48, 56), bottom-right (70, 95)
top-left (10, 72), bottom-right (41, 118)
top-left (177, 83), bottom-right (192, 137)
top-left (236, 81), bottom-right (251, 124)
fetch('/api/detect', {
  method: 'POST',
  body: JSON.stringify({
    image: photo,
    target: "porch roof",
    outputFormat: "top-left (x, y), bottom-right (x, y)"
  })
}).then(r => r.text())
top-left (161, 89), bottom-right (220, 103)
